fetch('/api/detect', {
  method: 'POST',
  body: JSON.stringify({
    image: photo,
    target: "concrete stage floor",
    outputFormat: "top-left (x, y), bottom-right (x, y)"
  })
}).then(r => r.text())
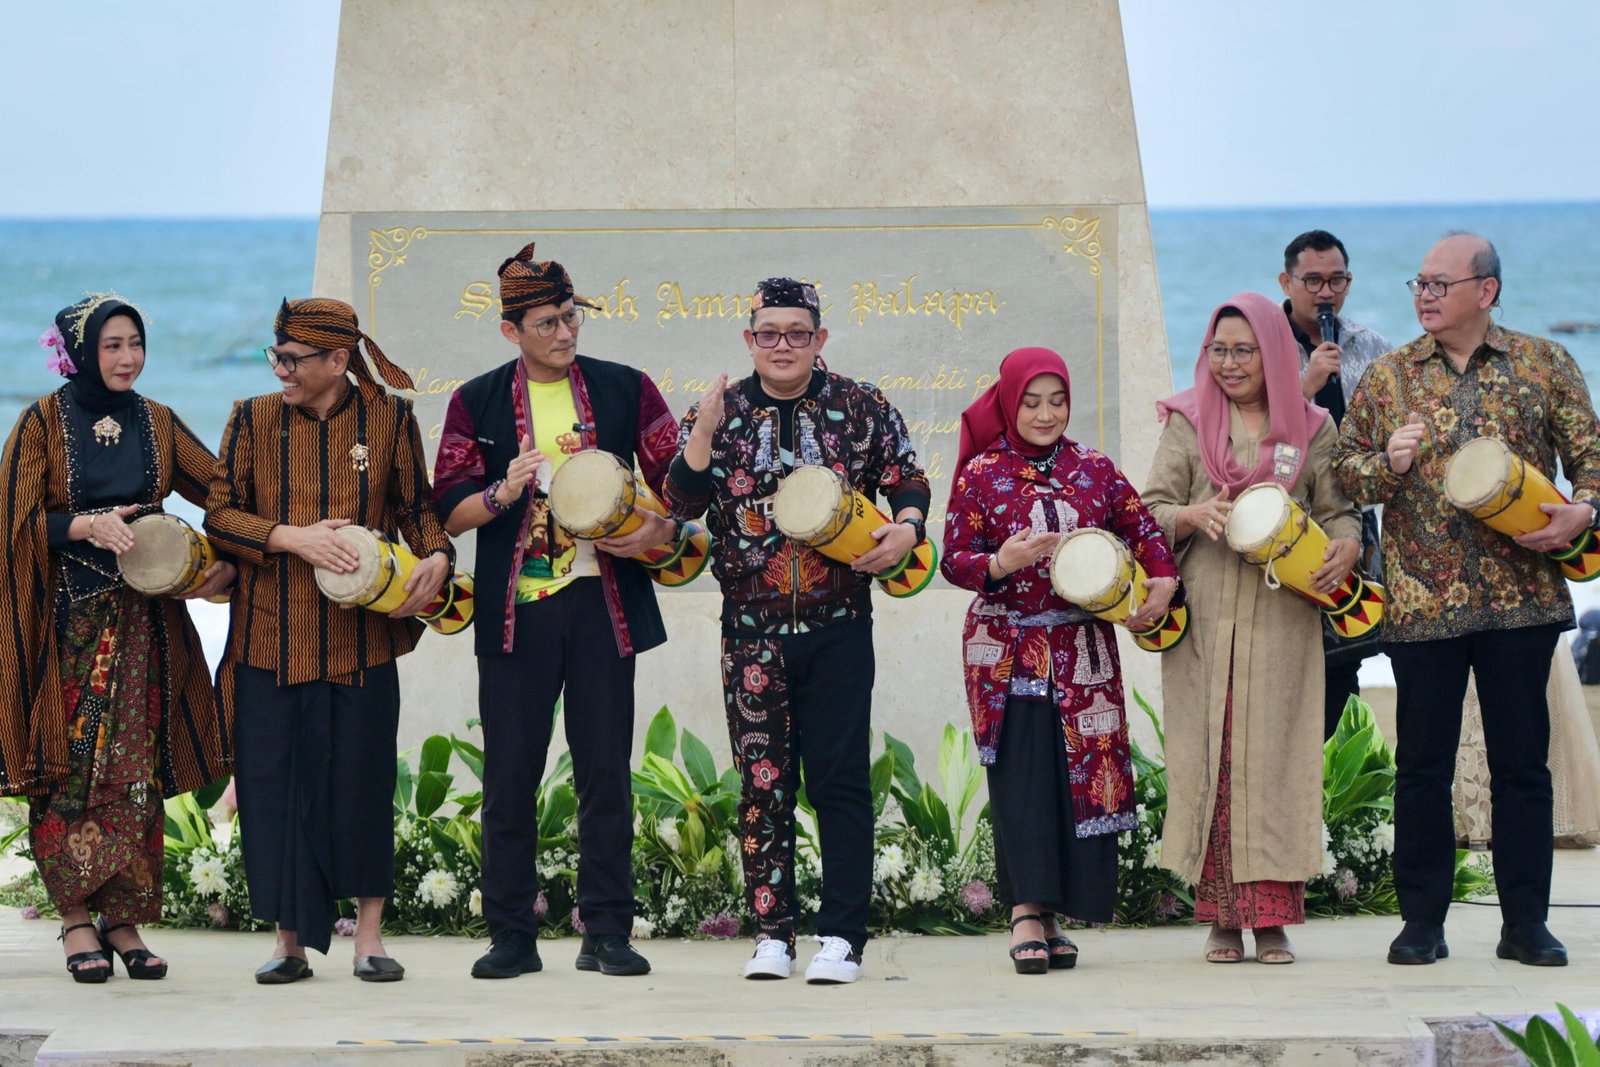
top-left (2, 850), bottom-right (1596, 1066)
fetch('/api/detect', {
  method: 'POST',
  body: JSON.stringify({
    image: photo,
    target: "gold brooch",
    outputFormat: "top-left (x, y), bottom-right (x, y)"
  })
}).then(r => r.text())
top-left (92, 415), bottom-right (122, 446)
top-left (349, 443), bottom-right (370, 472)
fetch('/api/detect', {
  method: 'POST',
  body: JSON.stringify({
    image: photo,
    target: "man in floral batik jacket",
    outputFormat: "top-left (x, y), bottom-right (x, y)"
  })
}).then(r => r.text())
top-left (663, 277), bottom-right (929, 985)
top-left (1336, 232), bottom-right (1600, 969)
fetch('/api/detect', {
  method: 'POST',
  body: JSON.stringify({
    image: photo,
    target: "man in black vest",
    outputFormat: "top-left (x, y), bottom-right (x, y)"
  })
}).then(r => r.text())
top-left (434, 244), bottom-right (681, 978)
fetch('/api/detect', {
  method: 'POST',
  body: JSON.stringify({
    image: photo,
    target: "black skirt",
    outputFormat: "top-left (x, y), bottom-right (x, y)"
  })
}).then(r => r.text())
top-left (233, 662), bottom-right (400, 954)
top-left (987, 696), bottom-right (1119, 923)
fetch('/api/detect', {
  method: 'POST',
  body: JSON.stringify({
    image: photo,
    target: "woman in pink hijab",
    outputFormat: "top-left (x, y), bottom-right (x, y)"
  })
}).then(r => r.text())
top-left (943, 347), bottom-right (1178, 973)
top-left (1142, 293), bottom-right (1361, 965)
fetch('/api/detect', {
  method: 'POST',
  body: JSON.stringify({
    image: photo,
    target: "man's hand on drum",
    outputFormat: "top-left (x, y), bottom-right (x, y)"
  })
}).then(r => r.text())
top-left (391, 551), bottom-right (451, 618)
top-left (499, 436), bottom-right (546, 503)
top-left (1310, 536), bottom-right (1360, 595)
top-left (1515, 501), bottom-right (1594, 552)
top-left (81, 504), bottom-right (141, 554)
top-left (990, 528), bottom-right (1060, 578)
top-left (853, 518), bottom-right (921, 574)
top-left (1385, 413), bottom-right (1427, 475)
top-left (683, 373), bottom-right (729, 472)
top-left (1181, 485), bottom-right (1231, 542)
top-left (1127, 576), bottom-right (1178, 631)
top-left (597, 509), bottom-right (678, 557)
top-left (279, 518), bottom-right (360, 573)
top-left (180, 561), bottom-right (237, 600)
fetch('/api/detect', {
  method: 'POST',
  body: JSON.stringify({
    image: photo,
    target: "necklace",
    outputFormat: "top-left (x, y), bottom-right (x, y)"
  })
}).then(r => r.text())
top-left (1025, 440), bottom-right (1064, 475)
top-left (92, 414), bottom-right (122, 446)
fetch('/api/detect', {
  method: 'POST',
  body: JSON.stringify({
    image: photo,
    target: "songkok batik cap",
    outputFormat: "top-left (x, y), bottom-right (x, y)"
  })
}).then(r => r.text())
top-left (497, 242), bottom-right (597, 318)
top-left (750, 277), bottom-right (820, 314)
top-left (274, 297), bottom-right (414, 396)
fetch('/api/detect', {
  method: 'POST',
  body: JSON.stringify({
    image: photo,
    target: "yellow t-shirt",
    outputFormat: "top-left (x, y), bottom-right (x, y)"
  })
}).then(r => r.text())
top-left (515, 377), bottom-right (599, 604)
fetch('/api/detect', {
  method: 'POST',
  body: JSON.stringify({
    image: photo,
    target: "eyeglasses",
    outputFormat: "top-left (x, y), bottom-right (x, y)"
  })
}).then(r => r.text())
top-left (752, 329), bottom-right (817, 349)
top-left (518, 307), bottom-right (585, 337)
top-left (1207, 344), bottom-right (1261, 364)
top-left (264, 346), bottom-right (332, 372)
top-left (1288, 271), bottom-right (1352, 294)
top-left (1406, 275), bottom-right (1487, 298)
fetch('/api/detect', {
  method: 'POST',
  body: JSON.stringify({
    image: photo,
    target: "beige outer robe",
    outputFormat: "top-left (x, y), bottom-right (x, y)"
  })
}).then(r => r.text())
top-left (1141, 409), bottom-right (1360, 885)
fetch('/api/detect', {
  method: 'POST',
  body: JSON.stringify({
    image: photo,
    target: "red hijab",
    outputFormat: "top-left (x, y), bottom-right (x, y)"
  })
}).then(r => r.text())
top-left (955, 346), bottom-right (1072, 478)
top-left (1155, 292), bottom-right (1328, 497)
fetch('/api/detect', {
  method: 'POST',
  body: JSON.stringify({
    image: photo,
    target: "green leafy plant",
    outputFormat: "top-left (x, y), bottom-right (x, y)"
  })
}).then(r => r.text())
top-left (1491, 1003), bottom-right (1600, 1066)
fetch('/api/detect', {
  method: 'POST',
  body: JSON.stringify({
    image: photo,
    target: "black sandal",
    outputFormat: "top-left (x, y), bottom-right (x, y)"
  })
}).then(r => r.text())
top-left (1009, 913), bottom-right (1049, 975)
top-left (59, 922), bottom-right (111, 984)
top-left (97, 919), bottom-right (168, 980)
top-left (1040, 911), bottom-right (1079, 970)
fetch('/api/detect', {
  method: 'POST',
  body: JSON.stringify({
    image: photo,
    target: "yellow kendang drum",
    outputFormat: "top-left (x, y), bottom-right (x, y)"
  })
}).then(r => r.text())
top-left (1048, 527), bottom-right (1188, 653)
top-left (313, 526), bottom-right (474, 635)
top-left (1444, 437), bottom-right (1600, 582)
top-left (771, 464), bottom-right (938, 598)
top-left (546, 449), bottom-right (711, 587)
top-left (117, 514), bottom-right (229, 601)
top-left (1225, 482), bottom-right (1385, 639)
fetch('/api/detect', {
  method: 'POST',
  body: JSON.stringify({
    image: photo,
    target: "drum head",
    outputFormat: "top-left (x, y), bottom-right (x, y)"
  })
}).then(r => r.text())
top-left (1445, 438), bottom-right (1512, 510)
top-left (1050, 528), bottom-right (1129, 606)
top-left (314, 526), bottom-right (385, 603)
top-left (548, 450), bottom-right (629, 536)
top-left (773, 465), bottom-right (849, 543)
top-left (118, 514), bottom-right (195, 595)
top-left (1226, 484), bottom-right (1291, 554)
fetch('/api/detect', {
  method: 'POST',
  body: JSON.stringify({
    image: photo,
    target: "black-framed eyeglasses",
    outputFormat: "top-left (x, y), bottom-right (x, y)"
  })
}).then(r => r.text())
top-left (1206, 344), bottom-right (1261, 364)
top-left (264, 346), bottom-right (333, 372)
top-left (518, 307), bottom-right (586, 337)
top-left (752, 329), bottom-right (816, 349)
top-left (1288, 271), bottom-right (1352, 294)
top-left (1406, 275), bottom-right (1486, 298)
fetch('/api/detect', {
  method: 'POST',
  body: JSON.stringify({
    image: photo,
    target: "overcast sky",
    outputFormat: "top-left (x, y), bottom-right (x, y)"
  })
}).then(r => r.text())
top-left (3, 1), bottom-right (1596, 216)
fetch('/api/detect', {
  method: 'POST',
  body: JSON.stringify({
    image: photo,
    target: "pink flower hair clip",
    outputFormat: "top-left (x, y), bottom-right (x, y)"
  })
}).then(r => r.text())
top-left (40, 325), bottom-right (76, 377)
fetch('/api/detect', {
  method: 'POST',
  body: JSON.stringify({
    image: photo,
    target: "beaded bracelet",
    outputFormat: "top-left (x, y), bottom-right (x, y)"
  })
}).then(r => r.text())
top-left (483, 479), bottom-right (510, 515)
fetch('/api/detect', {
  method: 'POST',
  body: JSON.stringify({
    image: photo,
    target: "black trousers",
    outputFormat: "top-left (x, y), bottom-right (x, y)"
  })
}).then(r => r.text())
top-left (1387, 624), bottom-right (1561, 925)
top-left (478, 579), bottom-right (636, 938)
top-left (721, 617), bottom-right (875, 954)
top-left (233, 662), bottom-right (399, 955)
top-left (1323, 658), bottom-right (1362, 740)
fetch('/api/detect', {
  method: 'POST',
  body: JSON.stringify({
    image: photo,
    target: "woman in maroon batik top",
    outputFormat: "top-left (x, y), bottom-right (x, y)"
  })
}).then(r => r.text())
top-left (942, 347), bottom-right (1178, 974)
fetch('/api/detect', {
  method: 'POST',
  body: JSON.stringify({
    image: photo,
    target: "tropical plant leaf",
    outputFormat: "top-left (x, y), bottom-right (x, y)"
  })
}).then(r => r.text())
top-left (1526, 1014), bottom-right (1580, 1067)
top-left (680, 729), bottom-right (719, 794)
top-left (869, 749), bottom-right (894, 821)
top-left (450, 735), bottom-right (485, 783)
top-left (414, 770), bottom-right (453, 818)
top-left (883, 733), bottom-right (921, 796)
top-left (419, 734), bottom-right (452, 777)
top-left (192, 776), bottom-right (231, 811)
top-left (1132, 688), bottom-right (1164, 751)
top-left (1557, 1004), bottom-right (1600, 1065)
top-left (393, 756), bottom-right (414, 816)
top-left (644, 706), bottom-right (677, 761)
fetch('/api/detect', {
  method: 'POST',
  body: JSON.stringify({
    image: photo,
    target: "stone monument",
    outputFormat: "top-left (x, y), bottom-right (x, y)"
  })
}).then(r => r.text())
top-left (312, 0), bottom-right (1173, 771)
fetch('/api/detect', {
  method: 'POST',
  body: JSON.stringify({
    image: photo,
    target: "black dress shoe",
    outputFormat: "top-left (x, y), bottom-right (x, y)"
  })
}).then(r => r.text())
top-left (353, 955), bottom-right (406, 982)
top-left (254, 956), bottom-right (314, 984)
top-left (1496, 922), bottom-right (1568, 967)
top-left (575, 932), bottom-right (651, 976)
top-left (471, 930), bottom-right (541, 979)
top-left (1386, 921), bottom-right (1448, 965)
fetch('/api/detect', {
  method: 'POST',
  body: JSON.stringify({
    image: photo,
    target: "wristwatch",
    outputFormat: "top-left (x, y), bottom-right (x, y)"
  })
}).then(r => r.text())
top-left (1586, 500), bottom-right (1600, 531)
top-left (899, 517), bottom-right (926, 546)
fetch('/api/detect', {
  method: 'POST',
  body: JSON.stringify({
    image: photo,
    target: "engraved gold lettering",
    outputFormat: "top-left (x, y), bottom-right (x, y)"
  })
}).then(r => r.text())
top-left (589, 279), bottom-right (639, 323)
top-left (455, 282), bottom-right (495, 321)
top-left (657, 281), bottom-right (689, 327)
top-left (847, 277), bottom-right (1004, 330)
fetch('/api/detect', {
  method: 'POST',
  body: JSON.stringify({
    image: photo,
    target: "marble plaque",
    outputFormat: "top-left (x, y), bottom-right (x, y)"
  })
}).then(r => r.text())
top-left (355, 206), bottom-right (1119, 567)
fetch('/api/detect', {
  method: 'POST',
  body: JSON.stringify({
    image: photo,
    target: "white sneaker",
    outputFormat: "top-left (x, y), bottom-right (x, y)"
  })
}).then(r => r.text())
top-left (804, 935), bottom-right (862, 984)
top-left (741, 937), bottom-right (793, 980)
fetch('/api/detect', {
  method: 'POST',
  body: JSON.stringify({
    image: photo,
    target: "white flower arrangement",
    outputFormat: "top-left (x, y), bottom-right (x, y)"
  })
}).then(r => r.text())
top-left (1370, 821), bottom-right (1395, 856)
top-left (189, 853), bottom-right (230, 899)
top-left (417, 868), bottom-right (460, 909)
top-left (908, 866), bottom-right (943, 903)
top-left (658, 820), bottom-right (682, 852)
top-left (876, 844), bottom-right (908, 882)
top-left (468, 888), bottom-right (483, 917)
top-left (632, 917), bottom-right (655, 940)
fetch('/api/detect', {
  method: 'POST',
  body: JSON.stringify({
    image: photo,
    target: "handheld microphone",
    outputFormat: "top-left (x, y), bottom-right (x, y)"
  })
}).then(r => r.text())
top-left (1316, 303), bottom-right (1338, 345)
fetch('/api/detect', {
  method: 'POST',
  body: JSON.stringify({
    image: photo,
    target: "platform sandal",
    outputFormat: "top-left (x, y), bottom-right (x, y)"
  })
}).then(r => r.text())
top-left (1039, 911), bottom-right (1079, 970)
top-left (59, 922), bottom-right (111, 984)
top-left (97, 918), bottom-right (168, 980)
top-left (1009, 913), bottom-right (1049, 975)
